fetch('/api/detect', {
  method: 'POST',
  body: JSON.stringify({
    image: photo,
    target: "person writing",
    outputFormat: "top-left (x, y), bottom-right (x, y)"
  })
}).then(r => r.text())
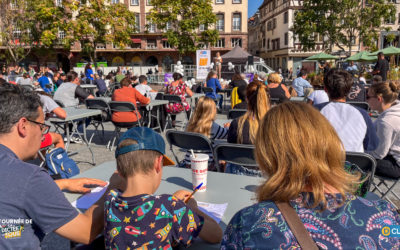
top-left (0, 83), bottom-right (124, 248)
top-left (105, 127), bottom-right (222, 249)
top-left (222, 102), bottom-right (400, 249)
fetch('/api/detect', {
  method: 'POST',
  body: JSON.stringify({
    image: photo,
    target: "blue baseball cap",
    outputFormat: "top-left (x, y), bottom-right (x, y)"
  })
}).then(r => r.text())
top-left (115, 127), bottom-right (175, 166)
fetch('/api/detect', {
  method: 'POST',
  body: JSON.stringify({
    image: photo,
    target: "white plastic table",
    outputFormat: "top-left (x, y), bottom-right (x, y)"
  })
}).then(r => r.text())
top-left (65, 161), bottom-right (263, 249)
top-left (48, 107), bottom-right (102, 165)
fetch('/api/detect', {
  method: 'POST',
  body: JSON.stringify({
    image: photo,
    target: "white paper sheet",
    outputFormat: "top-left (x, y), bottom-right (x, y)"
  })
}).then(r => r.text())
top-left (71, 183), bottom-right (109, 210)
top-left (197, 202), bottom-right (228, 224)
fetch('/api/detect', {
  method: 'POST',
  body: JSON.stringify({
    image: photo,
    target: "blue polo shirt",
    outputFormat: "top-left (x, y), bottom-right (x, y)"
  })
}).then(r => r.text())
top-left (0, 144), bottom-right (78, 249)
top-left (292, 77), bottom-right (312, 97)
top-left (205, 78), bottom-right (222, 100)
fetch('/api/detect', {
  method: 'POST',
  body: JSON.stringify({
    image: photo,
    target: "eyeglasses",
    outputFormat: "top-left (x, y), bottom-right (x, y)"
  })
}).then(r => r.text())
top-left (27, 119), bottom-right (50, 135)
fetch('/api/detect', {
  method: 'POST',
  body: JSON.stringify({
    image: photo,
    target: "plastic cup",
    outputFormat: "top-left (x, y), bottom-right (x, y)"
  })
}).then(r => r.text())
top-left (190, 153), bottom-right (208, 192)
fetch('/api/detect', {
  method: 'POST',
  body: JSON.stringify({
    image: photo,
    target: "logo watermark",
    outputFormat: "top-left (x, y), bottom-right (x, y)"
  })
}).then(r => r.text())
top-left (382, 226), bottom-right (400, 237)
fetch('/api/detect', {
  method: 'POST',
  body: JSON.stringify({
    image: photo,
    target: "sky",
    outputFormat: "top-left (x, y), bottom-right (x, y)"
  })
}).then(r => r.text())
top-left (248, 0), bottom-right (263, 17)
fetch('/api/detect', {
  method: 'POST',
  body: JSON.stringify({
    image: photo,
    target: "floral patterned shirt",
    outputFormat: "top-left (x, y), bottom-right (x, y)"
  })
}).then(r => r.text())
top-left (221, 193), bottom-right (400, 250)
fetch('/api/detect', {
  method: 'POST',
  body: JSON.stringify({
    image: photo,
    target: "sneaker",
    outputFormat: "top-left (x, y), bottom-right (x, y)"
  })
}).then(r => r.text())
top-left (70, 137), bottom-right (83, 144)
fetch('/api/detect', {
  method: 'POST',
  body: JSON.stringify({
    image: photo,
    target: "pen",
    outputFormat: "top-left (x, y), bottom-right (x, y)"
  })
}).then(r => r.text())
top-left (185, 183), bottom-right (203, 203)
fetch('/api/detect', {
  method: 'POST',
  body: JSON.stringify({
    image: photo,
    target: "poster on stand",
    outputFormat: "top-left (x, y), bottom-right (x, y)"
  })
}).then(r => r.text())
top-left (196, 50), bottom-right (211, 80)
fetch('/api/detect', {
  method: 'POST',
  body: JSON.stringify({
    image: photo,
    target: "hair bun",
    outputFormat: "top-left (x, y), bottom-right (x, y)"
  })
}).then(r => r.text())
top-left (389, 81), bottom-right (400, 94)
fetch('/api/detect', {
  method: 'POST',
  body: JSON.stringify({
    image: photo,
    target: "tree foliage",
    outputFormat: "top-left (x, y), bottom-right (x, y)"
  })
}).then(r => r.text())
top-left (291, 0), bottom-right (396, 54)
top-left (0, 0), bottom-right (136, 64)
top-left (0, 0), bottom-right (68, 64)
top-left (64, 0), bottom-right (136, 63)
top-left (147, 0), bottom-right (219, 56)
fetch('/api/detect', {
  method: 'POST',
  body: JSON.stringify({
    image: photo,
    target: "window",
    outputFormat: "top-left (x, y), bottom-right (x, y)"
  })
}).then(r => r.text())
top-left (166, 21), bottom-right (172, 30)
top-left (231, 38), bottom-right (242, 47)
top-left (216, 14), bottom-right (224, 31)
top-left (214, 38), bottom-right (225, 48)
top-left (215, 0), bottom-right (224, 3)
top-left (10, 1), bottom-right (18, 9)
top-left (58, 30), bottom-right (65, 40)
top-left (284, 32), bottom-right (288, 45)
top-left (134, 13), bottom-right (140, 32)
top-left (262, 38), bottom-right (266, 48)
top-left (199, 24), bottom-right (205, 31)
top-left (267, 39), bottom-right (270, 49)
top-left (163, 41), bottom-right (172, 48)
top-left (147, 39), bottom-right (157, 49)
top-left (111, 0), bottom-right (119, 3)
top-left (146, 0), bottom-right (152, 5)
top-left (131, 0), bottom-right (139, 5)
top-left (284, 11), bottom-right (288, 24)
top-left (232, 13), bottom-right (241, 31)
top-left (147, 14), bottom-right (155, 33)
top-left (232, 0), bottom-right (241, 3)
top-left (56, 0), bottom-right (62, 7)
top-left (267, 21), bottom-right (272, 31)
top-left (386, 13), bottom-right (395, 24)
top-left (13, 27), bottom-right (21, 38)
top-left (272, 18), bottom-right (276, 29)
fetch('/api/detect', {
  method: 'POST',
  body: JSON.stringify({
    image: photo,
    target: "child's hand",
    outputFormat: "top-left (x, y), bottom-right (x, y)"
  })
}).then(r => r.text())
top-left (186, 198), bottom-right (198, 209)
top-left (173, 190), bottom-right (191, 201)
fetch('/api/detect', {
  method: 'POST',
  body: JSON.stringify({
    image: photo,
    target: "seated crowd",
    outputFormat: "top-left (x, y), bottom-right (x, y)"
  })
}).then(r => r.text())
top-left (0, 64), bottom-right (400, 249)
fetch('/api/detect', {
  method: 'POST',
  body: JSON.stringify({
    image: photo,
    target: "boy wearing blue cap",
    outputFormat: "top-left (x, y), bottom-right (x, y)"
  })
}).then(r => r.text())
top-left (104, 127), bottom-right (222, 249)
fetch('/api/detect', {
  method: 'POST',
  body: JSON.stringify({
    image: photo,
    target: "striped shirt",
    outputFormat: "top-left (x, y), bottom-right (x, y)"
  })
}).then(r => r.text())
top-left (184, 122), bottom-right (228, 169)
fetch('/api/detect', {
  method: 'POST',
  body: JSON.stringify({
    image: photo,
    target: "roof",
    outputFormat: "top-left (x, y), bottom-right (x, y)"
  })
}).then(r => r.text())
top-left (221, 46), bottom-right (253, 59)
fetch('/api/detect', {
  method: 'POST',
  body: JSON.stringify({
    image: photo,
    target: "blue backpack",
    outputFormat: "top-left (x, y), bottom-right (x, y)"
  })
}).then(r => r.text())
top-left (45, 148), bottom-right (80, 179)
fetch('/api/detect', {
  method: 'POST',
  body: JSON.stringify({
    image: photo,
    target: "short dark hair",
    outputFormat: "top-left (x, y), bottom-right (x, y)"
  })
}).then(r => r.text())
top-left (323, 68), bottom-right (353, 99)
top-left (173, 72), bottom-right (183, 81)
top-left (0, 83), bottom-right (42, 134)
top-left (66, 71), bottom-right (78, 82)
top-left (378, 52), bottom-right (384, 57)
top-left (139, 75), bottom-right (147, 83)
top-left (299, 70), bottom-right (307, 77)
top-left (237, 85), bottom-right (246, 101)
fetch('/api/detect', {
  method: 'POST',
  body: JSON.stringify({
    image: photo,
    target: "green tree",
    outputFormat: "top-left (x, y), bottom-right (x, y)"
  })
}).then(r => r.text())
top-left (147, 0), bottom-right (219, 56)
top-left (64, 0), bottom-right (136, 64)
top-left (291, 0), bottom-right (396, 55)
top-left (0, 0), bottom-right (64, 64)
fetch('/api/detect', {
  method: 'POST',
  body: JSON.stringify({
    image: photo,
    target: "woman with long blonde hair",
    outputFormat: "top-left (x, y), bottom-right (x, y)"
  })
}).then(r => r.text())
top-left (222, 102), bottom-right (399, 249)
top-left (184, 97), bottom-right (228, 170)
top-left (227, 80), bottom-right (270, 144)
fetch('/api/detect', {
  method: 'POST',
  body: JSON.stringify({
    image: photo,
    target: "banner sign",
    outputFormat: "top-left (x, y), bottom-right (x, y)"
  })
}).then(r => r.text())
top-left (196, 50), bottom-right (211, 80)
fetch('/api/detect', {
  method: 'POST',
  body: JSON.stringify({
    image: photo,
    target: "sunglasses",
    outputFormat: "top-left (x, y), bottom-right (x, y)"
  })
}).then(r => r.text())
top-left (27, 119), bottom-right (50, 135)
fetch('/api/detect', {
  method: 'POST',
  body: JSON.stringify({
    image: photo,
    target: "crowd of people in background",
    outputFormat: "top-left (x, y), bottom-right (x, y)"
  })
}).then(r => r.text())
top-left (1, 51), bottom-right (400, 248)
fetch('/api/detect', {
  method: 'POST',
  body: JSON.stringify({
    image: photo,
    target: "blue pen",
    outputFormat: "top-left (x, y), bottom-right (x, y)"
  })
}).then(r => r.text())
top-left (185, 183), bottom-right (203, 203)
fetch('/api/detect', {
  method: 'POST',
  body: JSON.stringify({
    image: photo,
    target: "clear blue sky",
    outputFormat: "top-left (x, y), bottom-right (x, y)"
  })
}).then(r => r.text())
top-left (249, 0), bottom-right (263, 17)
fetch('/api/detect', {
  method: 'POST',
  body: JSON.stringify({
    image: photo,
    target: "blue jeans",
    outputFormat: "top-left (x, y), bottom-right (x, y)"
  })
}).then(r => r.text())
top-left (225, 163), bottom-right (261, 177)
top-left (215, 94), bottom-right (223, 109)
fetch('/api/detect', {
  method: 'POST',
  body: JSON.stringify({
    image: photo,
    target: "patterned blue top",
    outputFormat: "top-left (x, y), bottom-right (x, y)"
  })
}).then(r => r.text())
top-left (104, 190), bottom-right (204, 249)
top-left (221, 193), bottom-right (400, 250)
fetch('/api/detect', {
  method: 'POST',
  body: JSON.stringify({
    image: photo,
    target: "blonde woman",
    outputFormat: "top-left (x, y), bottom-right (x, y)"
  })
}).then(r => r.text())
top-left (227, 80), bottom-right (270, 145)
top-left (185, 97), bottom-right (228, 170)
top-left (367, 81), bottom-right (400, 178)
top-left (267, 72), bottom-right (291, 102)
top-left (222, 102), bottom-right (400, 249)
top-left (215, 52), bottom-right (222, 79)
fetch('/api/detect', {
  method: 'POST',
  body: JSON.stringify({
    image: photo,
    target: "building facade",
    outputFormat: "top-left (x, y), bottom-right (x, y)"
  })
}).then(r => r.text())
top-left (69, 0), bottom-right (248, 71)
top-left (253, 0), bottom-right (398, 72)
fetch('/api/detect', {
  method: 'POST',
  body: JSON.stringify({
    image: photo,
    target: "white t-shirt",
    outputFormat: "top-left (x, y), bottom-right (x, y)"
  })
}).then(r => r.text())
top-left (308, 90), bottom-right (329, 105)
top-left (135, 84), bottom-right (152, 96)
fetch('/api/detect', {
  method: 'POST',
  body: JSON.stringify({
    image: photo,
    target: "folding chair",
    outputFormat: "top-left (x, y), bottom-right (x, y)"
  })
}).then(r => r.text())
top-left (214, 143), bottom-right (258, 172)
top-left (85, 98), bottom-right (111, 144)
top-left (347, 101), bottom-right (370, 111)
top-left (163, 94), bottom-right (189, 131)
top-left (108, 101), bottom-right (141, 150)
top-left (227, 109), bottom-right (247, 119)
top-left (371, 161), bottom-right (400, 208)
top-left (166, 130), bottom-right (215, 169)
top-left (202, 87), bottom-right (214, 94)
top-left (345, 152), bottom-right (377, 197)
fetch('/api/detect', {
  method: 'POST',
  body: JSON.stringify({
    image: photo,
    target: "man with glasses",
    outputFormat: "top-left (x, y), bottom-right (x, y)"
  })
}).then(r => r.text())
top-left (0, 83), bottom-right (123, 248)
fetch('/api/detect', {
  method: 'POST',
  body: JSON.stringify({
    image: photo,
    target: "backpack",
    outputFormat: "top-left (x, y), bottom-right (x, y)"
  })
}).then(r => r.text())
top-left (45, 148), bottom-right (80, 179)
